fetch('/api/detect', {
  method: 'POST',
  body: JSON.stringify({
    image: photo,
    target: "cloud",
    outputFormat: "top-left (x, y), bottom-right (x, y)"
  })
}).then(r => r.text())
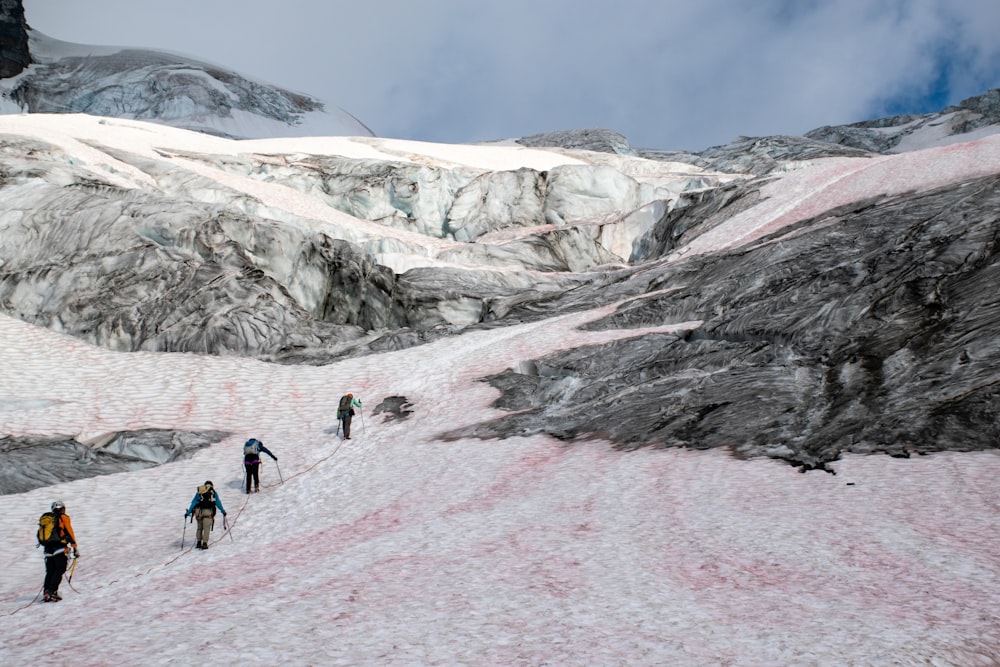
top-left (22, 0), bottom-right (1000, 150)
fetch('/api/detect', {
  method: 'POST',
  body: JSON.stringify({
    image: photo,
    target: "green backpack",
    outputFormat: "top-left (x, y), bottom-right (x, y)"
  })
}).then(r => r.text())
top-left (338, 394), bottom-right (353, 417)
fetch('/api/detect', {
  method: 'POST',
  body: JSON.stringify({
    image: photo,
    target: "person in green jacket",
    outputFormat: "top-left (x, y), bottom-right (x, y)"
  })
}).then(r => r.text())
top-left (337, 393), bottom-right (362, 439)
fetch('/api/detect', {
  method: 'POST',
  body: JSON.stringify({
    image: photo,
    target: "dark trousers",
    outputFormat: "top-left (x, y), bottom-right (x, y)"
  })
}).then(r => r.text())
top-left (44, 552), bottom-right (68, 593)
top-left (340, 414), bottom-right (353, 438)
top-left (245, 461), bottom-right (260, 493)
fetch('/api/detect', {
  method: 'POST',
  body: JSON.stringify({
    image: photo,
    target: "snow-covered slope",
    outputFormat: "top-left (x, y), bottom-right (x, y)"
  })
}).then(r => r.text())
top-left (2, 79), bottom-right (1000, 662)
top-left (0, 31), bottom-right (373, 140)
top-left (1, 292), bottom-right (999, 666)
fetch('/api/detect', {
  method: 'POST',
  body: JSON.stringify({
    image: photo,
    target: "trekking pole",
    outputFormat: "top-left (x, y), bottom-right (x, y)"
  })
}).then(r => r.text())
top-left (182, 514), bottom-right (188, 549)
top-left (275, 458), bottom-right (284, 484)
top-left (223, 515), bottom-right (234, 541)
top-left (361, 409), bottom-right (366, 435)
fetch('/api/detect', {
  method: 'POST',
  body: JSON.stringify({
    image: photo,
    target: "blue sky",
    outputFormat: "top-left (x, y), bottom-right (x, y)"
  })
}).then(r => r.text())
top-left (23, 0), bottom-right (1000, 151)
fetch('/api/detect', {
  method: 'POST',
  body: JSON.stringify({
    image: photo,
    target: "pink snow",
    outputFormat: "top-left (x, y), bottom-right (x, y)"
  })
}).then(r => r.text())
top-left (1, 303), bottom-right (999, 665)
top-left (676, 134), bottom-right (1000, 258)
top-left (1, 126), bottom-right (1000, 665)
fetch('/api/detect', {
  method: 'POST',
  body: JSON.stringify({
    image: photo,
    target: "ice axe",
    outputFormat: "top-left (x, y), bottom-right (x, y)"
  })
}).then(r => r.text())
top-left (67, 551), bottom-right (79, 583)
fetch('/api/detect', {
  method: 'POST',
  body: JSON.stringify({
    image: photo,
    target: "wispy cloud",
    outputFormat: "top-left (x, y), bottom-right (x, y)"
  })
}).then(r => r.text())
top-left (23, 0), bottom-right (1000, 150)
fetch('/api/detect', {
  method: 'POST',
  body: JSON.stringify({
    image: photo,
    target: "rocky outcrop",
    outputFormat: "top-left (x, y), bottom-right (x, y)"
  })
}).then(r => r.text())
top-left (516, 128), bottom-right (637, 156)
top-left (805, 88), bottom-right (1000, 153)
top-left (0, 430), bottom-right (228, 494)
top-left (453, 174), bottom-right (1000, 468)
top-left (0, 0), bottom-right (29, 78)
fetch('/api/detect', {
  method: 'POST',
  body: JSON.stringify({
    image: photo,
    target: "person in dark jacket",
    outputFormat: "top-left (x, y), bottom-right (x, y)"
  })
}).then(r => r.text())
top-left (40, 500), bottom-right (78, 602)
top-left (185, 481), bottom-right (226, 550)
top-left (242, 438), bottom-right (277, 494)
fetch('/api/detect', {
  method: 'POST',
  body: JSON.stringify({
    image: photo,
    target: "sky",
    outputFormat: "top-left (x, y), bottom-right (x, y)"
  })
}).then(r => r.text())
top-left (22, 0), bottom-right (1000, 152)
top-left (2, 113), bottom-right (1000, 664)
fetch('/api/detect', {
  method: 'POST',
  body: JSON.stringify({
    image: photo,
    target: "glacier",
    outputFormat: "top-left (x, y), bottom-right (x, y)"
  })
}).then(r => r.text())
top-left (3, 88), bottom-right (1000, 484)
top-left (2, 6), bottom-right (1000, 662)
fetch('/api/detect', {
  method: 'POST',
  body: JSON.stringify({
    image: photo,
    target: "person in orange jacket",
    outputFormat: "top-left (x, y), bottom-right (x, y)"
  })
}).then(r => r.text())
top-left (39, 500), bottom-right (78, 602)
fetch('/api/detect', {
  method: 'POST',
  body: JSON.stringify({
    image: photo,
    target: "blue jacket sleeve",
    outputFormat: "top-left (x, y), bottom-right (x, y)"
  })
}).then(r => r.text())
top-left (351, 397), bottom-right (362, 408)
top-left (260, 444), bottom-right (277, 460)
top-left (187, 494), bottom-right (199, 514)
top-left (215, 495), bottom-right (226, 514)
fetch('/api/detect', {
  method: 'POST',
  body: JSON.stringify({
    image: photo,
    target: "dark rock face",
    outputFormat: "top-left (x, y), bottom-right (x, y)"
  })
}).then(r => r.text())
top-left (630, 180), bottom-right (764, 261)
top-left (0, 0), bottom-right (29, 78)
top-left (950, 88), bottom-right (1000, 132)
top-left (0, 430), bottom-right (228, 494)
top-left (450, 174), bottom-right (1000, 468)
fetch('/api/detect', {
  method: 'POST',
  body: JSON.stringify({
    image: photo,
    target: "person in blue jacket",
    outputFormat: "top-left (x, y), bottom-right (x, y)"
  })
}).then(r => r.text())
top-left (242, 438), bottom-right (277, 494)
top-left (185, 480), bottom-right (226, 550)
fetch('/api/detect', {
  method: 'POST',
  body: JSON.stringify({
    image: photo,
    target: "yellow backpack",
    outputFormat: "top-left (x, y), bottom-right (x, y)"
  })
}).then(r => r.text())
top-left (37, 512), bottom-right (64, 547)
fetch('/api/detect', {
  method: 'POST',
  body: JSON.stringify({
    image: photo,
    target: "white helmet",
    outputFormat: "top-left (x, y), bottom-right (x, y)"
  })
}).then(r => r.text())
top-left (51, 500), bottom-right (65, 511)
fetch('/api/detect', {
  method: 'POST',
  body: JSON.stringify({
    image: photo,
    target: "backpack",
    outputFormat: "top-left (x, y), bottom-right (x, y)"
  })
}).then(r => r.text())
top-left (196, 485), bottom-right (216, 511)
top-left (37, 512), bottom-right (64, 547)
top-left (243, 439), bottom-right (260, 456)
top-left (338, 395), bottom-right (353, 416)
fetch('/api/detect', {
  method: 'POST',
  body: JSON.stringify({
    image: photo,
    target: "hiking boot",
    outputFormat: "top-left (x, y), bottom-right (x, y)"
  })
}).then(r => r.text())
top-left (50, 590), bottom-right (62, 601)
top-left (43, 591), bottom-right (52, 602)
top-left (254, 486), bottom-right (260, 493)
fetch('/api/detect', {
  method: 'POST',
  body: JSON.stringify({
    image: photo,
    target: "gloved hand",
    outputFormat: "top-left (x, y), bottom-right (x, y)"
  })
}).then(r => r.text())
top-left (273, 456), bottom-right (278, 461)
top-left (184, 510), bottom-right (191, 518)
top-left (222, 511), bottom-right (227, 517)
top-left (73, 548), bottom-right (79, 558)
